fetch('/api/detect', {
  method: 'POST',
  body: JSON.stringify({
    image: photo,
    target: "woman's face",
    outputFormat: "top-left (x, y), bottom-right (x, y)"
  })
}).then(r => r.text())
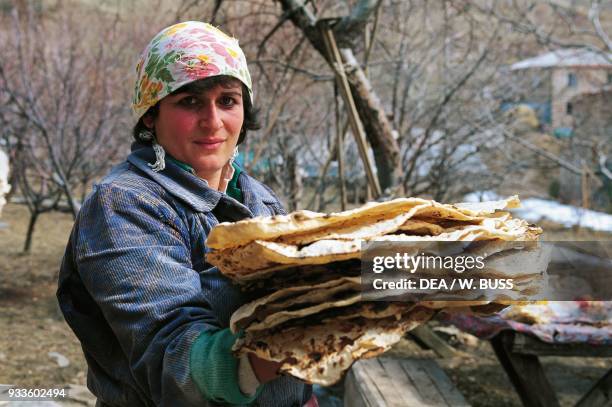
top-left (144, 80), bottom-right (244, 186)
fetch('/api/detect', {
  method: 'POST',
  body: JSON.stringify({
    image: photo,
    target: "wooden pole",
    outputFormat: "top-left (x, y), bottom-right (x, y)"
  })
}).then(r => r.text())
top-left (581, 161), bottom-right (590, 210)
top-left (318, 20), bottom-right (382, 199)
top-left (335, 82), bottom-right (347, 210)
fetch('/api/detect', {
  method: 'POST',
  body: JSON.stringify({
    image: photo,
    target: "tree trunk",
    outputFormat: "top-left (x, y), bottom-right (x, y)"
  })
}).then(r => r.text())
top-left (5, 143), bottom-right (22, 203)
top-left (81, 178), bottom-right (88, 203)
top-left (5, 165), bottom-right (18, 203)
top-left (340, 49), bottom-right (402, 193)
top-left (287, 152), bottom-right (302, 211)
top-left (60, 180), bottom-right (80, 219)
top-left (278, 0), bottom-right (403, 193)
top-left (23, 210), bottom-right (38, 253)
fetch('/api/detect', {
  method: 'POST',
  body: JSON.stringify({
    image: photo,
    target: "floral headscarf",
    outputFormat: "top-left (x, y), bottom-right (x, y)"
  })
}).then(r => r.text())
top-left (132, 21), bottom-right (252, 119)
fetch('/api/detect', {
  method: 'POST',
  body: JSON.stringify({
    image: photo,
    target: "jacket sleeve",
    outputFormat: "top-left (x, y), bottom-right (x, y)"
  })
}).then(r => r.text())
top-left (190, 328), bottom-right (263, 404)
top-left (73, 183), bottom-right (225, 406)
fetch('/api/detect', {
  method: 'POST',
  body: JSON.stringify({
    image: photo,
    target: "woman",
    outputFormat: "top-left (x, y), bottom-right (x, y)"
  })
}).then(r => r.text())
top-left (57, 22), bottom-right (314, 406)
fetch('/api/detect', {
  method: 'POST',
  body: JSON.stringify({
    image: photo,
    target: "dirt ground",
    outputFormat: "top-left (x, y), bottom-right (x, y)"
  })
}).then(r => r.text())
top-left (0, 202), bottom-right (610, 406)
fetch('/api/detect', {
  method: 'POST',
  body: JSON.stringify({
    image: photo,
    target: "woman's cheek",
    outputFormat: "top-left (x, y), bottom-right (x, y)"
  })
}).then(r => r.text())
top-left (169, 111), bottom-right (199, 134)
top-left (227, 110), bottom-right (244, 135)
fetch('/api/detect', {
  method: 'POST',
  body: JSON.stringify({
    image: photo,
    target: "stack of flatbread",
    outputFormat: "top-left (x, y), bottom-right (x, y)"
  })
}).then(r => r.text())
top-left (206, 196), bottom-right (546, 385)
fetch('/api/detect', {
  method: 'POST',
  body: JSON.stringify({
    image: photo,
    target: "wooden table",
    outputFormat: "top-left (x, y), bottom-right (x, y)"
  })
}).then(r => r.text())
top-left (490, 330), bottom-right (612, 407)
top-left (344, 357), bottom-right (470, 406)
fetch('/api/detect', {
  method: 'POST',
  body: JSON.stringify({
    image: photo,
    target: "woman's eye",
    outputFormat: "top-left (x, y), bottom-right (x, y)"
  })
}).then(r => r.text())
top-left (219, 96), bottom-right (236, 107)
top-left (179, 96), bottom-right (200, 107)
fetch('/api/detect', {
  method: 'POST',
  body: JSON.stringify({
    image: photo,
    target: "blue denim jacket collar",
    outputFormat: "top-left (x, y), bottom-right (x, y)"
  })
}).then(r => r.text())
top-left (127, 143), bottom-right (277, 215)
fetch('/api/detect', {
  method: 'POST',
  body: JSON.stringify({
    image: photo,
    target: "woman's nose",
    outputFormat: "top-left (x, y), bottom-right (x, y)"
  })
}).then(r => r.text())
top-left (199, 103), bottom-right (223, 131)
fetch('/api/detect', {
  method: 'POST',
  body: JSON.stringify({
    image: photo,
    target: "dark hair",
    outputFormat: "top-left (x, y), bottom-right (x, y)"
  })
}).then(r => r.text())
top-left (132, 75), bottom-right (260, 145)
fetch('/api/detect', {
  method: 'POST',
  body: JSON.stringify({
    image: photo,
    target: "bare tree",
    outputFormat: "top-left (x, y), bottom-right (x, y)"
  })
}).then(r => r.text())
top-left (0, 2), bottom-right (132, 250)
top-left (274, 0), bottom-right (403, 194)
top-left (136, 0), bottom-right (612, 209)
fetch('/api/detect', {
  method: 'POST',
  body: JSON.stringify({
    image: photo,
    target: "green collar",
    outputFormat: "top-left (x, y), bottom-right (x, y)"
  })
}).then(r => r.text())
top-left (226, 164), bottom-right (242, 203)
top-left (166, 155), bottom-right (195, 175)
top-left (166, 155), bottom-right (243, 203)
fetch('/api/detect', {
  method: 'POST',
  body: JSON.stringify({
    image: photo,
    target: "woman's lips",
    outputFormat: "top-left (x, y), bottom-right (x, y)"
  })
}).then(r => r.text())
top-left (193, 139), bottom-right (224, 150)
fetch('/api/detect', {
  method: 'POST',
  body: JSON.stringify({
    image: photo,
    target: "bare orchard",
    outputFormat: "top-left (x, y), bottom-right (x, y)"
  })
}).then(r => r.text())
top-left (0, 1), bottom-right (610, 406)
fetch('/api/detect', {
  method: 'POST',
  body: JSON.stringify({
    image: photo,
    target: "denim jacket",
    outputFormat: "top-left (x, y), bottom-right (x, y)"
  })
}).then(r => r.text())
top-left (57, 144), bottom-right (311, 406)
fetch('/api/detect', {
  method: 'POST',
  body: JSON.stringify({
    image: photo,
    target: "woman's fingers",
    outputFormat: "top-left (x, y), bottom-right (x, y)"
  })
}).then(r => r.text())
top-left (247, 352), bottom-right (282, 384)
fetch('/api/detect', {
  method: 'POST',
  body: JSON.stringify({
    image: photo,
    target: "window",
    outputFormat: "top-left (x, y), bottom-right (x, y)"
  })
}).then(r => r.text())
top-left (566, 102), bottom-right (573, 115)
top-left (567, 73), bottom-right (577, 87)
top-left (608, 72), bottom-right (612, 84)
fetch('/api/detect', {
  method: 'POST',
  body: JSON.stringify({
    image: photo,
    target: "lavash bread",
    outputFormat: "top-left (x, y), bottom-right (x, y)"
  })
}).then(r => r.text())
top-left (234, 304), bottom-right (434, 386)
top-left (206, 196), bottom-right (521, 250)
top-left (206, 196), bottom-right (545, 385)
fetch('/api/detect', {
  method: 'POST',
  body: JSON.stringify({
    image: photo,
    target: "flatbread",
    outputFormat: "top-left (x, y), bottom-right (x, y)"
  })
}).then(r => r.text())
top-left (207, 198), bottom-right (432, 250)
top-left (240, 270), bottom-right (543, 333)
top-left (239, 260), bottom-right (362, 294)
top-left (234, 304), bottom-right (435, 386)
top-left (209, 223), bottom-right (541, 279)
top-left (207, 196), bottom-right (521, 250)
top-left (230, 276), bottom-right (361, 333)
top-left (275, 204), bottom-right (431, 246)
top-left (454, 197), bottom-right (520, 214)
top-left (207, 239), bottom-right (361, 280)
top-left (396, 219), bottom-right (446, 235)
top-left (218, 195), bottom-right (544, 387)
top-left (245, 292), bottom-right (363, 333)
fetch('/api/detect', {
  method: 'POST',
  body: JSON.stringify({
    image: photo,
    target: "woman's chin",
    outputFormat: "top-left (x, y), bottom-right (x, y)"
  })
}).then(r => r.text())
top-left (192, 162), bottom-right (225, 178)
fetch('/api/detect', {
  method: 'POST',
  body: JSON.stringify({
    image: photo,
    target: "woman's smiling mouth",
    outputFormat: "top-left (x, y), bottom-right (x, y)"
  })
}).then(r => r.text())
top-left (193, 138), bottom-right (225, 150)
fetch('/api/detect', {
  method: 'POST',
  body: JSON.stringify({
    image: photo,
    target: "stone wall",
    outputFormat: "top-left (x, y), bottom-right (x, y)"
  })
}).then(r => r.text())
top-left (551, 68), bottom-right (609, 129)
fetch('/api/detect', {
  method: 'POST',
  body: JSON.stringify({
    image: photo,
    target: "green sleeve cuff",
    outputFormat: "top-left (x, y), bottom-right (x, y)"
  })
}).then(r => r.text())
top-left (190, 328), bottom-right (263, 405)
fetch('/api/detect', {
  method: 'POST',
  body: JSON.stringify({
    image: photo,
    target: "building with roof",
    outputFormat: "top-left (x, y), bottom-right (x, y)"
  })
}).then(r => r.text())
top-left (511, 48), bottom-right (612, 131)
top-left (557, 86), bottom-right (612, 210)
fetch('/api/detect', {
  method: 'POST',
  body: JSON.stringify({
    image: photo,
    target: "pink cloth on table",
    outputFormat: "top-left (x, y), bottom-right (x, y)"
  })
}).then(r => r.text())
top-left (438, 301), bottom-right (612, 345)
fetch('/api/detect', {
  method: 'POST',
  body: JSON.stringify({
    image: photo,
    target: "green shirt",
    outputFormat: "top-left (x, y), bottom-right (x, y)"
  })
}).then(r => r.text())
top-left (166, 155), bottom-right (243, 203)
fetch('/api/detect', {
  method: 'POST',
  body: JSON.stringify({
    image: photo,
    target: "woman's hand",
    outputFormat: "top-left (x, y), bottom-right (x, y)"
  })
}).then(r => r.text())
top-left (248, 352), bottom-right (282, 384)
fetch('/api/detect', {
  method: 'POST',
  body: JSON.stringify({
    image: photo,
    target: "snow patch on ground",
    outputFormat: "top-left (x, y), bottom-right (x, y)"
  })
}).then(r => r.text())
top-left (463, 191), bottom-right (612, 233)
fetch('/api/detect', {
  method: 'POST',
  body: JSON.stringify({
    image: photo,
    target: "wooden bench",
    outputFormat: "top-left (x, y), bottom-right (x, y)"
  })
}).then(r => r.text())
top-left (344, 357), bottom-right (470, 406)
